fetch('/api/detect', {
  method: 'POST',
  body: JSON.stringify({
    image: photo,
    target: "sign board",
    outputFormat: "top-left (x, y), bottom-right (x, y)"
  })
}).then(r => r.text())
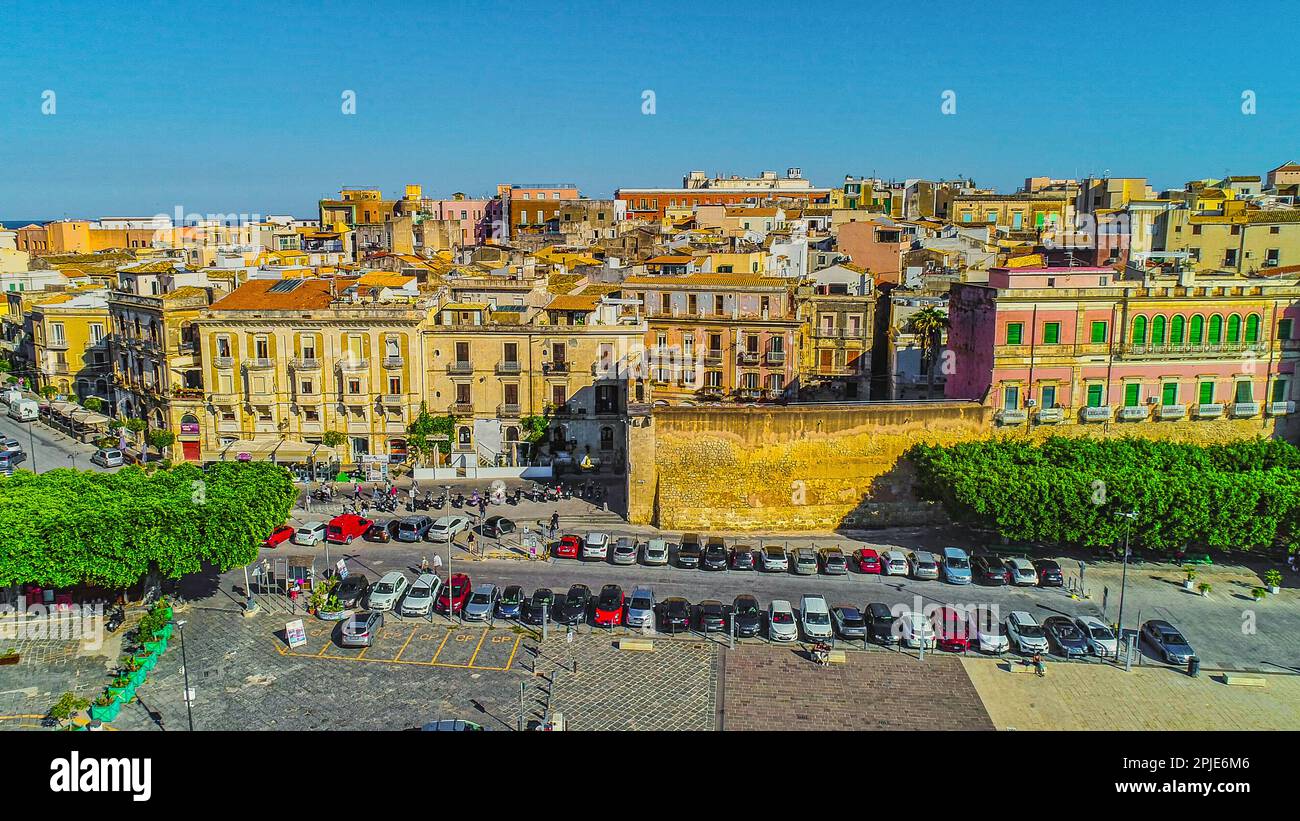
top-left (285, 619), bottom-right (308, 649)
top-left (335, 559), bottom-right (348, 579)
top-left (361, 454), bottom-right (387, 463)
top-left (237, 452), bottom-right (252, 462)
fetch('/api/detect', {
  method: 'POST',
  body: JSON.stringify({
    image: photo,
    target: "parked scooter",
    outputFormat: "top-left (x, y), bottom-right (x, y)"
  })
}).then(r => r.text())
top-left (451, 492), bottom-right (465, 508)
top-left (432, 493), bottom-right (447, 510)
top-left (105, 606), bottom-right (125, 634)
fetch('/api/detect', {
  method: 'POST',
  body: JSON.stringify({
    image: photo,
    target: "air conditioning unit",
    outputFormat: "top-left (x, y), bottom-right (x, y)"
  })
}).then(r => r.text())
top-left (1026, 399), bottom-right (1038, 407)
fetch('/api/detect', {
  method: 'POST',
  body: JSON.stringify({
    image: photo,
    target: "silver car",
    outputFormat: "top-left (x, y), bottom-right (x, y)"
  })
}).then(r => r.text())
top-left (462, 584), bottom-right (500, 622)
top-left (293, 521), bottom-right (327, 546)
top-left (400, 573), bottom-right (443, 617)
top-left (908, 550), bottom-right (941, 581)
top-left (91, 448), bottom-right (124, 468)
top-left (626, 586), bottom-right (656, 629)
top-left (340, 611), bottom-right (383, 647)
top-left (642, 538), bottom-right (670, 566)
top-left (611, 537), bottom-right (638, 565)
top-left (367, 571), bottom-right (410, 612)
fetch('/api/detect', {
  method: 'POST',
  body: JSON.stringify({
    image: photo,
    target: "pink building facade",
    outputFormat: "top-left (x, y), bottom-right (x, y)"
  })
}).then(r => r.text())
top-left (423, 196), bottom-right (494, 245)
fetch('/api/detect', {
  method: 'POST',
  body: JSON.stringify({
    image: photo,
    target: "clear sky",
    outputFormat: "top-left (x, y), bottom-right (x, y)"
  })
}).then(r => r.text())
top-left (2, 0), bottom-right (1298, 219)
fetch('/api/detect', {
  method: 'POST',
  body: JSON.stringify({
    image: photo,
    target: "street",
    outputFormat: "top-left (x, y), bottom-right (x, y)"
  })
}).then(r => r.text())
top-left (0, 412), bottom-right (115, 473)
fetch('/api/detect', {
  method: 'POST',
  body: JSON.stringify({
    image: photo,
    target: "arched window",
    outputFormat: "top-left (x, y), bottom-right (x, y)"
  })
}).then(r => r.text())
top-left (505, 426), bottom-right (519, 444)
top-left (1151, 316), bottom-right (1167, 345)
top-left (1245, 314), bottom-right (1261, 343)
top-left (1170, 315), bottom-right (1186, 345)
top-left (457, 426), bottom-right (471, 446)
top-left (1227, 314), bottom-right (1242, 343)
top-left (1208, 315), bottom-right (1223, 343)
top-left (600, 426), bottom-right (614, 450)
top-left (1132, 316), bottom-right (1148, 344)
top-left (1189, 315), bottom-right (1204, 345)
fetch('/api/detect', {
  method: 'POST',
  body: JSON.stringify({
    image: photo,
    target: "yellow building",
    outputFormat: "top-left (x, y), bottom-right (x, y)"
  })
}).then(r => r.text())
top-left (950, 193), bottom-right (1071, 232)
top-left (25, 288), bottom-right (112, 400)
top-left (1154, 201), bottom-right (1300, 273)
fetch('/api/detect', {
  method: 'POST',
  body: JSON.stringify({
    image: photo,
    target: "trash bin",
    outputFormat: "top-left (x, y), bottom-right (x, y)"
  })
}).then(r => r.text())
top-left (1187, 656), bottom-right (1200, 677)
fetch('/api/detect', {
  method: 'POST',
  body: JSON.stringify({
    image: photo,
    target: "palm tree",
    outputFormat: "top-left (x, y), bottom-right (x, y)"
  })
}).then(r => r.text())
top-left (909, 306), bottom-right (949, 399)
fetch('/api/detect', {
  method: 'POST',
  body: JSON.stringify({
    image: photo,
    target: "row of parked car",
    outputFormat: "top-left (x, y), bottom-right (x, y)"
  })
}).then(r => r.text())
top-left (266, 513), bottom-right (521, 550)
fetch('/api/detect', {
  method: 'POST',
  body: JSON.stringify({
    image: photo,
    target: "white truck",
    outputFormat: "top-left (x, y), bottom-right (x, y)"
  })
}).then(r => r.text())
top-left (6, 398), bottom-right (38, 422)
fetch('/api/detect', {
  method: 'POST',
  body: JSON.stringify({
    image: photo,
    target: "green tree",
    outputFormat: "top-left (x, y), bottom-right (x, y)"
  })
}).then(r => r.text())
top-left (321, 430), bottom-right (346, 449)
top-left (146, 429), bottom-right (175, 460)
top-left (519, 414), bottom-right (549, 445)
top-left (406, 403), bottom-right (455, 466)
top-left (83, 396), bottom-right (103, 413)
top-left (909, 306), bottom-right (948, 399)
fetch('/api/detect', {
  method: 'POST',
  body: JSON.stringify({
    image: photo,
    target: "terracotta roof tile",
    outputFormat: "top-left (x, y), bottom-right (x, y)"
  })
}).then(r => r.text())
top-left (210, 278), bottom-right (337, 311)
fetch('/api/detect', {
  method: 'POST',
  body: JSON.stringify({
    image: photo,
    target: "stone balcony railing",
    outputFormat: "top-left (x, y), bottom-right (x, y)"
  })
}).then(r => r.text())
top-left (337, 358), bottom-right (369, 372)
top-left (290, 357), bottom-right (321, 370)
top-left (1117, 406), bottom-right (1149, 421)
top-left (213, 356), bottom-right (234, 369)
top-left (995, 409), bottom-right (1027, 425)
top-left (1079, 406), bottom-right (1113, 422)
top-left (381, 356), bottom-right (404, 369)
top-left (448, 360), bottom-right (473, 374)
top-left (1194, 403), bottom-right (1224, 419)
top-left (1157, 403), bottom-right (1186, 420)
top-left (1231, 402), bottom-right (1260, 418)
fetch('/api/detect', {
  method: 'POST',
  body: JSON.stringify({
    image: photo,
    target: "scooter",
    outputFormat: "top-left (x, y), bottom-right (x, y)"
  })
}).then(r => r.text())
top-left (506, 488), bottom-right (520, 505)
top-left (431, 493), bottom-right (446, 510)
top-left (451, 492), bottom-right (465, 509)
top-left (105, 606), bottom-right (125, 634)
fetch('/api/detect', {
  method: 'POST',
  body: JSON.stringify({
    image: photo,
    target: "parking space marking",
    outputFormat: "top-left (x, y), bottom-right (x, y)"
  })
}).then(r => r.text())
top-left (393, 625), bottom-right (419, 661)
top-left (271, 623), bottom-right (522, 671)
top-left (431, 627), bottom-right (453, 663)
top-left (466, 628), bottom-right (489, 667)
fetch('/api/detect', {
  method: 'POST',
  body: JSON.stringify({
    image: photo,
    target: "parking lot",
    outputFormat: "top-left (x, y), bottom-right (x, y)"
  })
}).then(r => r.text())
top-left (275, 617), bottom-right (522, 672)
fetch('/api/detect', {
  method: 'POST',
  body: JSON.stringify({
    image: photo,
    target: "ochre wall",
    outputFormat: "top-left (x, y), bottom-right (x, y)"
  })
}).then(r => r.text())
top-left (633, 402), bottom-right (1297, 532)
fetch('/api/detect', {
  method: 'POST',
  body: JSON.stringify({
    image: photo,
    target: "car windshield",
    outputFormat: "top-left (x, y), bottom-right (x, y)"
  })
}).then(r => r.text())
top-left (449, 582), bottom-right (467, 596)
top-left (375, 583), bottom-right (395, 594)
top-left (842, 615), bottom-right (865, 627)
top-left (982, 622), bottom-right (1004, 636)
top-left (1018, 624), bottom-right (1044, 637)
top-left (502, 590), bottom-right (521, 603)
top-left (630, 597), bottom-right (652, 610)
top-left (667, 601), bottom-right (688, 615)
top-left (765, 548), bottom-right (783, 558)
top-left (1054, 624), bottom-right (1081, 639)
top-left (806, 612), bottom-right (829, 624)
top-left (1089, 626), bottom-right (1114, 639)
top-left (736, 602), bottom-right (758, 615)
top-left (409, 586), bottom-right (430, 598)
top-left (469, 593), bottom-right (490, 604)
top-left (772, 611), bottom-right (793, 624)
top-left (948, 557), bottom-right (969, 568)
top-left (1163, 631), bottom-right (1187, 645)
top-left (399, 522), bottom-right (419, 532)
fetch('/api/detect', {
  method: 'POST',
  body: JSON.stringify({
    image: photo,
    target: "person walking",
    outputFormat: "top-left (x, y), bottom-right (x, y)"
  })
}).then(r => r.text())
top-left (478, 496), bottom-right (487, 518)
top-left (354, 482), bottom-right (361, 500)
top-left (420, 556), bottom-right (430, 574)
top-left (550, 511), bottom-right (560, 535)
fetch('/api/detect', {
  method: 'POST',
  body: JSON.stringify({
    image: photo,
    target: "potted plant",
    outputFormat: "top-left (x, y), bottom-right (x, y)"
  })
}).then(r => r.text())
top-left (0, 648), bottom-right (18, 666)
top-left (1198, 582), bottom-right (1212, 597)
top-left (46, 692), bottom-right (90, 727)
top-left (1265, 569), bottom-right (1283, 595)
top-left (89, 693), bottom-right (121, 722)
top-left (1251, 586), bottom-right (1268, 602)
top-left (1182, 565), bottom-right (1197, 591)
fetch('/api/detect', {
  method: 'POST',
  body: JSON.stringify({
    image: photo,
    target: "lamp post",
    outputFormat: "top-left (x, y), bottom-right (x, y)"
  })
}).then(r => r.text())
top-left (444, 485), bottom-right (454, 624)
top-left (174, 619), bottom-right (195, 731)
top-left (1116, 509), bottom-right (1139, 656)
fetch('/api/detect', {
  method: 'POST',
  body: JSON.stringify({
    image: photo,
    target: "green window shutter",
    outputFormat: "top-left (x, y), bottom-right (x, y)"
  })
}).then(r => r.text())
top-left (1162, 383), bottom-right (1178, 405)
top-left (1090, 321), bottom-right (1107, 343)
top-left (1208, 315), bottom-right (1223, 343)
top-left (1272, 380), bottom-right (1288, 403)
top-left (1227, 315), bottom-right (1242, 343)
top-left (1124, 383), bottom-right (1140, 406)
top-left (1170, 315), bottom-right (1185, 344)
top-left (1199, 381), bottom-right (1214, 405)
top-left (1189, 315), bottom-right (1204, 344)
top-left (1132, 316), bottom-right (1147, 344)
top-left (1151, 316), bottom-right (1167, 345)
top-left (1087, 384), bottom-right (1104, 407)
top-left (1043, 322), bottom-right (1060, 344)
top-left (1280, 318), bottom-right (1294, 341)
top-left (1006, 323), bottom-right (1023, 345)
top-left (1236, 381), bottom-right (1253, 403)
top-left (1245, 314), bottom-right (1260, 343)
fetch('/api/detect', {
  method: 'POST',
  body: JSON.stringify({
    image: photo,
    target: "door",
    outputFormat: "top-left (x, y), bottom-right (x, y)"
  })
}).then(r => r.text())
top-left (181, 441), bottom-right (201, 462)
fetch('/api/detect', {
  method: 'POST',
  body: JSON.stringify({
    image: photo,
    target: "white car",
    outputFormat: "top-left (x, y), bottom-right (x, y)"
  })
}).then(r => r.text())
top-left (799, 594), bottom-right (833, 641)
top-left (768, 599), bottom-right (798, 642)
top-left (91, 448), bottom-right (125, 468)
top-left (973, 617), bottom-right (1010, 654)
top-left (898, 611), bottom-right (937, 649)
top-left (642, 538), bottom-right (670, 566)
top-left (760, 546), bottom-right (789, 572)
top-left (292, 521), bottom-right (327, 546)
top-left (1007, 557), bottom-right (1038, 586)
top-left (367, 571), bottom-right (410, 612)
top-left (1005, 610), bottom-right (1050, 654)
top-left (427, 515), bottom-right (469, 541)
top-left (1074, 615), bottom-right (1119, 657)
top-left (880, 550), bottom-right (910, 576)
top-left (583, 532), bottom-right (610, 561)
top-left (400, 573), bottom-right (442, 617)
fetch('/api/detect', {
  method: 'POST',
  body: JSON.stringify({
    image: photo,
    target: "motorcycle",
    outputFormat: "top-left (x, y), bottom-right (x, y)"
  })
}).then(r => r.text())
top-left (105, 606), bottom-right (125, 634)
top-left (559, 483), bottom-right (573, 500)
top-left (432, 493), bottom-right (446, 510)
top-left (506, 488), bottom-right (520, 505)
top-left (451, 492), bottom-right (465, 509)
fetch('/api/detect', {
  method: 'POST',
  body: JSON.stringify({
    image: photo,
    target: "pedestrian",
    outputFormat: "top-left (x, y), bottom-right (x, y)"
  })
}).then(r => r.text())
top-left (479, 497), bottom-right (487, 518)
top-left (550, 511), bottom-right (559, 534)
top-left (420, 556), bottom-right (430, 574)
top-left (432, 554), bottom-right (442, 569)
top-left (468, 531), bottom-right (476, 552)
top-left (354, 483), bottom-right (361, 500)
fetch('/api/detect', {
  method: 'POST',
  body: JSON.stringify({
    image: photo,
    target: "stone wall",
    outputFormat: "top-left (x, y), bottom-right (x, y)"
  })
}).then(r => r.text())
top-left (631, 401), bottom-right (1298, 532)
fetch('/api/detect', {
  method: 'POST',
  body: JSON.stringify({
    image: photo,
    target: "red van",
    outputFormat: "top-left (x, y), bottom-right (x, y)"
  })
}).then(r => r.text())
top-left (327, 514), bottom-right (373, 545)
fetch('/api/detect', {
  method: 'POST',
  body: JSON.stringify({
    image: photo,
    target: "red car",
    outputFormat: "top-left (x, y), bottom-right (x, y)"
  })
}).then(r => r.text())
top-left (262, 525), bottom-right (294, 549)
top-left (436, 573), bottom-right (471, 615)
top-left (326, 514), bottom-right (373, 545)
top-left (931, 606), bottom-right (971, 653)
top-left (853, 547), bottom-right (882, 574)
top-left (554, 534), bottom-right (584, 559)
top-left (593, 584), bottom-right (625, 627)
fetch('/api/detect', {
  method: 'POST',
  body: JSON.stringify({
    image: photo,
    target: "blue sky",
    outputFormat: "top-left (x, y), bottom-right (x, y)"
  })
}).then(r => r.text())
top-left (2, 0), bottom-right (1298, 218)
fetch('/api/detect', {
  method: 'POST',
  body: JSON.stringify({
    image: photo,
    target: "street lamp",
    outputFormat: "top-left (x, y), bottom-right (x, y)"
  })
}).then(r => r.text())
top-left (174, 619), bottom-right (195, 731)
top-left (444, 484), bottom-right (454, 624)
top-left (1115, 509), bottom-right (1139, 657)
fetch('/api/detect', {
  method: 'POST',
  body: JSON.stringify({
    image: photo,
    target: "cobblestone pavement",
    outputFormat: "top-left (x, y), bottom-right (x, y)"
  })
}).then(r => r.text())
top-left (963, 655), bottom-right (1300, 730)
top-left (721, 643), bottom-right (994, 731)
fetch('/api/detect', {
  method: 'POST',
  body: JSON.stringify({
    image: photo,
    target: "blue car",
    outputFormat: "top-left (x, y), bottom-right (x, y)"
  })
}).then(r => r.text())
top-left (941, 547), bottom-right (972, 584)
top-left (496, 585), bottom-right (524, 619)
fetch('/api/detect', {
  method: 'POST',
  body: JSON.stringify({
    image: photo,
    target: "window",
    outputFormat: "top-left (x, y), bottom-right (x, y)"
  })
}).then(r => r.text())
top-left (1272, 379), bottom-right (1289, 403)
top-left (705, 371), bottom-right (722, 388)
top-left (301, 335), bottom-right (317, 360)
top-left (1151, 316), bottom-right (1166, 345)
top-left (1267, 249), bottom-right (1280, 267)
top-left (1225, 249), bottom-right (1238, 267)
top-left (1189, 315), bottom-right (1204, 344)
top-left (714, 295), bottom-right (724, 315)
top-left (456, 383), bottom-right (471, 404)
top-left (661, 293), bottom-right (671, 313)
top-left (1131, 316), bottom-right (1147, 344)
top-left (1170, 315), bottom-right (1185, 345)
top-left (1090, 321), bottom-right (1107, 343)
top-left (300, 379), bottom-right (314, 395)
top-left (1042, 322), bottom-right (1060, 344)
top-left (1006, 323), bottom-right (1024, 345)
top-left (89, 323), bottom-right (105, 344)
top-left (504, 383), bottom-right (519, 406)
top-left (1208, 315), bottom-right (1223, 343)
top-left (687, 294), bottom-right (697, 314)
top-left (1199, 381), bottom-right (1215, 405)
top-left (1245, 314), bottom-right (1260, 344)
top-left (1161, 382), bottom-right (1178, 406)
top-left (1227, 314), bottom-right (1242, 343)
top-left (254, 336), bottom-right (270, 359)
top-left (1192, 225), bottom-right (1202, 235)
top-left (1002, 386), bottom-right (1019, 410)
top-left (1040, 385), bottom-right (1056, 408)
top-left (1236, 381), bottom-right (1254, 403)
top-left (1087, 384), bottom-right (1104, 407)
top-left (1124, 383), bottom-right (1140, 407)
top-left (1279, 318), bottom-right (1293, 341)
top-left (388, 377), bottom-right (401, 394)
top-left (347, 379), bottom-right (361, 395)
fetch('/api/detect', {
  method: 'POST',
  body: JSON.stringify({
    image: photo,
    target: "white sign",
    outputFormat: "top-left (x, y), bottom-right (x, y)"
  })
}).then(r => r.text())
top-left (335, 559), bottom-right (348, 579)
top-left (285, 618), bottom-right (308, 648)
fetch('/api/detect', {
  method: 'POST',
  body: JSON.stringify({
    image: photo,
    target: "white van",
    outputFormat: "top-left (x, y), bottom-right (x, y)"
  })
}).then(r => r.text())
top-left (0, 387), bottom-right (24, 406)
top-left (7, 399), bottom-right (38, 422)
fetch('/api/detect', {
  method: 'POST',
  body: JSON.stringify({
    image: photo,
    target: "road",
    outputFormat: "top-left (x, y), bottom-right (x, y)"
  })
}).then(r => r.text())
top-left (0, 412), bottom-right (115, 473)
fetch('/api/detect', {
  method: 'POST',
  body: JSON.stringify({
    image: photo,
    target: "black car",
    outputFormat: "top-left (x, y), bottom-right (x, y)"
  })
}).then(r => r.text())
top-left (1042, 616), bottom-right (1089, 657)
top-left (658, 597), bottom-right (692, 632)
top-left (731, 595), bottom-right (761, 637)
top-left (1033, 559), bottom-right (1064, 587)
top-left (702, 538), bottom-right (729, 571)
top-left (480, 516), bottom-right (516, 539)
top-left (831, 605), bottom-right (867, 639)
top-left (864, 602), bottom-right (898, 644)
top-left (496, 585), bottom-right (524, 619)
top-left (364, 521), bottom-right (397, 543)
top-left (677, 534), bottom-right (703, 568)
top-left (972, 555), bottom-right (1010, 585)
top-left (336, 575), bottom-right (371, 609)
top-left (521, 588), bottom-right (555, 625)
top-left (556, 584), bottom-right (591, 625)
top-left (697, 599), bottom-right (727, 632)
top-left (730, 546), bottom-right (756, 570)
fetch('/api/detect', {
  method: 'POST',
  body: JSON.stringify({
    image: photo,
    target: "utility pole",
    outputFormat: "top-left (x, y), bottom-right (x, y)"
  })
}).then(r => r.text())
top-left (1116, 509), bottom-right (1138, 661)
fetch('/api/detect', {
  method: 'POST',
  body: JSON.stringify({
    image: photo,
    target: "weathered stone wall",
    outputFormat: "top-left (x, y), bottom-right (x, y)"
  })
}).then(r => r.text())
top-left (630, 401), bottom-right (1298, 532)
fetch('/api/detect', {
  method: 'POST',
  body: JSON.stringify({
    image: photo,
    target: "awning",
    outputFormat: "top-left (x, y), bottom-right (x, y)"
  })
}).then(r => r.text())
top-left (271, 440), bottom-right (320, 463)
top-left (48, 401), bottom-right (80, 417)
top-left (218, 439), bottom-right (280, 462)
top-left (69, 409), bottom-right (111, 427)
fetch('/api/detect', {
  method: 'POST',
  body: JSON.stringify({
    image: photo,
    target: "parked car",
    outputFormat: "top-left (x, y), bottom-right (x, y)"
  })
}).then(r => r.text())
top-left (931, 606), bottom-right (971, 652)
top-left (336, 574), bottom-right (371, 609)
top-left (364, 520), bottom-right (398, 543)
top-left (1034, 559), bottom-right (1064, 587)
top-left (400, 574), bottom-right (443, 617)
top-left (760, 545), bottom-right (789, 573)
top-left (610, 537), bottom-right (638, 565)
top-left (1074, 615), bottom-right (1118, 657)
top-left (1043, 615), bottom-right (1089, 658)
top-left (830, 605), bottom-right (867, 640)
top-left (521, 588), bottom-right (555, 625)
top-left (898, 611), bottom-right (937, 649)
top-left (880, 550), bottom-right (909, 576)
top-left (367, 571), bottom-right (410, 611)
top-left (853, 548), bottom-right (882, 574)
top-left (793, 548), bottom-right (819, 576)
top-left (555, 534), bottom-right (584, 559)
top-left (496, 585), bottom-right (524, 619)
top-left (395, 515), bottom-right (434, 542)
top-left (907, 551), bottom-right (941, 581)
top-left (677, 534), bottom-right (703, 568)
top-left (327, 514), bottom-right (373, 545)
top-left (419, 719), bottom-right (486, 731)
top-left (1141, 619), bottom-right (1196, 664)
top-left (941, 547), bottom-right (972, 585)
top-left (427, 515), bottom-right (470, 541)
top-left (625, 586), bottom-right (657, 629)
top-left (1007, 558), bottom-right (1038, 586)
top-left (593, 584), bottom-right (625, 627)
top-left (799, 594), bottom-right (833, 641)
top-left (1005, 610), bottom-right (1050, 654)
top-left (435, 573), bottom-right (472, 615)
top-left (697, 599), bottom-right (728, 633)
top-left (767, 599), bottom-right (798, 642)
top-left (480, 516), bottom-right (515, 539)
top-left (582, 532), bottom-right (610, 562)
top-left (262, 525), bottom-right (294, 549)
top-left (339, 611), bottom-right (383, 647)
top-left (972, 615), bottom-right (1010, 654)
top-left (0, 436), bottom-right (22, 454)
top-left (864, 602), bottom-right (898, 645)
top-left (641, 538), bottom-right (670, 566)
top-left (819, 548), bottom-right (848, 575)
top-left (731, 594), bottom-right (762, 637)
top-left (556, 584), bottom-right (591, 625)
top-left (462, 584), bottom-right (501, 622)
top-left (702, 538), bottom-right (729, 570)
top-left (658, 596), bottom-right (693, 632)
top-left (730, 546), bottom-right (755, 570)
top-left (292, 521), bottom-right (327, 546)
top-left (972, 554), bottom-right (1011, 585)
top-left (90, 448), bottom-right (124, 468)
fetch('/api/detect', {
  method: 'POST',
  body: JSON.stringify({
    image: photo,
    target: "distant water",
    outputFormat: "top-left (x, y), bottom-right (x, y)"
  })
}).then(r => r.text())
top-left (1, 220), bottom-right (51, 229)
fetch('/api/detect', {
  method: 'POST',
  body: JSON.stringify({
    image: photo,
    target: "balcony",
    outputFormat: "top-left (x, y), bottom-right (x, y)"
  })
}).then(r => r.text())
top-left (1080, 406), bottom-right (1113, 423)
top-left (497, 403), bottom-right (521, 418)
top-left (765, 350), bottom-right (786, 366)
top-left (543, 361), bottom-right (569, 374)
top-left (626, 401), bottom-right (652, 416)
top-left (244, 358), bottom-right (275, 370)
top-left (1194, 403), bottom-right (1224, 419)
top-left (763, 388), bottom-right (785, 401)
top-left (995, 409), bottom-right (1027, 426)
top-left (449, 402), bottom-right (474, 415)
top-left (703, 351), bottom-right (724, 367)
top-left (290, 357), bottom-right (321, 371)
top-left (1268, 401), bottom-right (1296, 416)
top-left (213, 356), bottom-right (234, 369)
top-left (1231, 402), bottom-right (1260, 418)
top-left (337, 358), bottom-right (370, 372)
top-left (381, 394), bottom-right (404, 406)
top-left (1118, 406), bottom-right (1149, 421)
top-left (448, 360), bottom-right (474, 375)
top-left (341, 393), bottom-right (370, 406)
top-left (813, 327), bottom-right (860, 339)
top-left (696, 386), bottom-right (725, 400)
top-left (210, 392), bottom-right (240, 405)
top-left (736, 387), bottom-right (763, 401)
top-left (1119, 342), bottom-right (1258, 359)
top-left (737, 351), bottom-right (761, 366)
top-left (381, 356), bottom-right (404, 369)
top-left (1157, 404), bottom-right (1186, 420)
top-left (45, 338), bottom-right (69, 351)
top-left (496, 361), bottom-right (522, 375)
top-left (1034, 407), bottom-right (1065, 424)
top-left (170, 386), bottom-right (204, 400)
